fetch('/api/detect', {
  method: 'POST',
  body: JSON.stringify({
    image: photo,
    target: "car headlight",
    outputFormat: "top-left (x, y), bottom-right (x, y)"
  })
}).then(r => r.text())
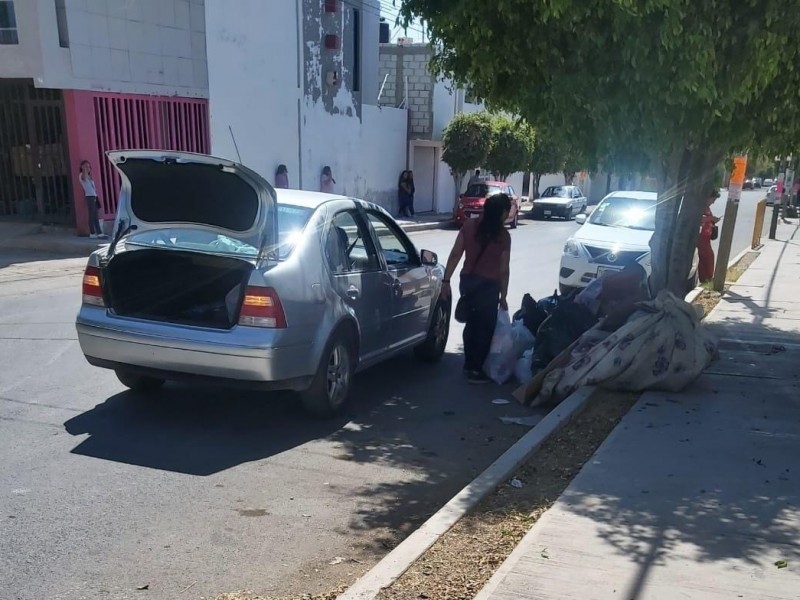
top-left (458, 202), bottom-right (464, 209)
top-left (563, 240), bottom-right (582, 258)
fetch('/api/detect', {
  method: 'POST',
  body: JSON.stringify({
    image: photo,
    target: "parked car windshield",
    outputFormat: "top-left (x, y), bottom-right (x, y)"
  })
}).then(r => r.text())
top-left (465, 184), bottom-right (502, 197)
top-left (541, 186), bottom-right (571, 198)
top-left (589, 197), bottom-right (656, 230)
top-left (122, 203), bottom-right (313, 259)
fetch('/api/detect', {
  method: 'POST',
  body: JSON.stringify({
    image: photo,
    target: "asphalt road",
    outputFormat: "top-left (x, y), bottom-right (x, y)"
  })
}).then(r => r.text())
top-left (0, 217), bottom-right (577, 600)
top-left (0, 191), bottom-right (767, 600)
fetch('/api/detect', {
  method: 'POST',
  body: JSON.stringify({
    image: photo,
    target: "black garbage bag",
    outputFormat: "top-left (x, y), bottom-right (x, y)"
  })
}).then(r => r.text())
top-left (531, 300), bottom-right (598, 374)
top-left (513, 293), bottom-right (549, 337)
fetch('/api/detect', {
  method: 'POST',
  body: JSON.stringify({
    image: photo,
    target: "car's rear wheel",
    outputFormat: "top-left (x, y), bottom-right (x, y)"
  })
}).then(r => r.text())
top-left (115, 371), bottom-right (165, 393)
top-left (414, 300), bottom-right (450, 362)
top-left (301, 331), bottom-right (354, 419)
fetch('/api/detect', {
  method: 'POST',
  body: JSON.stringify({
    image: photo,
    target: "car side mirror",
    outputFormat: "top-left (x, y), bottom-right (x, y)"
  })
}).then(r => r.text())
top-left (421, 249), bottom-right (438, 266)
top-left (575, 214), bottom-right (587, 225)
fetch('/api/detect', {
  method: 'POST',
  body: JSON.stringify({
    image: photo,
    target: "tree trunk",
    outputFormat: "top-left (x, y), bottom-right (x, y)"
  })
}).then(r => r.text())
top-left (606, 172), bottom-right (612, 194)
top-left (453, 171), bottom-right (464, 204)
top-left (564, 171), bottom-right (574, 184)
top-left (650, 148), bottom-right (721, 296)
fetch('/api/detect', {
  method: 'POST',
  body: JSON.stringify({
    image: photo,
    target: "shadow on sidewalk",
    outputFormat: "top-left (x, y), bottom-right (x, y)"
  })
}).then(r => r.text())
top-left (547, 317), bottom-right (800, 598)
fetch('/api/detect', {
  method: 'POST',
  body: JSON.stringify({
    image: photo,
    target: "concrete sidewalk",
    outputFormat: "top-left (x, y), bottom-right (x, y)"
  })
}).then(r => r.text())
top-left (477, 221), bottom-right (800, 599)
top-left (0, 214), bottom-right (454, 257)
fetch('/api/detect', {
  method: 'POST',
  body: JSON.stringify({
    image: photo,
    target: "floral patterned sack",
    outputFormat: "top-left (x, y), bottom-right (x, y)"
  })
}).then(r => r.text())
top-left (535, 291), bottom-right (718, 405)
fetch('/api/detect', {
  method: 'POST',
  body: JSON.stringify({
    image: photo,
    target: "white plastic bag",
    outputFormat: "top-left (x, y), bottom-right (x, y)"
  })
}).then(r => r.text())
top-left (484, 310), bottom-right (515, 384)
top-left (511, 319), bottom-right (536, 357)
top-left (515, 348), bottom-right (534, 385)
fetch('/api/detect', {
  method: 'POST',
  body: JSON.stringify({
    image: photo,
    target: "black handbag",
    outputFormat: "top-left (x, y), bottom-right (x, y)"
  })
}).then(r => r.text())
top-left (711, 225), bottom-right (719, 241)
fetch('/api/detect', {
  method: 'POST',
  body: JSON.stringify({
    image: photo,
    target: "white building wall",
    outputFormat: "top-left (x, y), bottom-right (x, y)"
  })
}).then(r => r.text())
top-left (205, 0), bottom-right (406, 211)
top-left (205, 0), bottom-right (300, 184)
top-left (0, 0), bottom-right (46, 79)
top-left (1, 0), bottom-right (208, 97)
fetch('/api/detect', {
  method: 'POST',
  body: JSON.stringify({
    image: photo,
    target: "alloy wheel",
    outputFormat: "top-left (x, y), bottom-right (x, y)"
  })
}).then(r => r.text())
top-left (326, 344), bottom-right (351, 408)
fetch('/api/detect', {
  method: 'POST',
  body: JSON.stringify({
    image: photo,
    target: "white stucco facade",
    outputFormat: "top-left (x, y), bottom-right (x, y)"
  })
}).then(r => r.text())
top-left (205, 0), bottom-right (406, 211)
top-left (0, 0), bottom-right (208, 97)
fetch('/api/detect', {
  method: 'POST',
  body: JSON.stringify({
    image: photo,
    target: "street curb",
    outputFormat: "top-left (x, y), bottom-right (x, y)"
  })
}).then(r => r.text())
top-left (685, 245), bottom-right (758, 303)
top-left (337, 386), bottom-right (596, 600)
top-left (400, 220), bottom-right (454, 234)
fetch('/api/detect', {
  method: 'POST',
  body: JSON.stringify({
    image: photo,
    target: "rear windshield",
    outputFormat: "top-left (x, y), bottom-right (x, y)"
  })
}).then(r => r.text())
top-left (589, 197), bottom-right (656, 230)
top-left (465, 184), bottom-right (502, 197)
top-left (122, 160), bottom-right (260, 232)
top-left (123, 203), bottom-right (313, 259)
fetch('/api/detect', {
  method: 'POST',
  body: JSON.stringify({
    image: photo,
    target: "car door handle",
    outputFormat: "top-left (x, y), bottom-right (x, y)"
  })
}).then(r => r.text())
top-left (346, 285), bottom-right (360, 300)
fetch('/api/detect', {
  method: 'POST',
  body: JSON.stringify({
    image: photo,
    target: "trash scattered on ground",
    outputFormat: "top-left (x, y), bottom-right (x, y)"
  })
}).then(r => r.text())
top-left (302, 514), bottom-right (311, 518)
top-left (492, 399), bottom-right (511, 405)
top-left (499, 416), bottom-right (540, 427)
top-left (769, 344), bottom-right (787, 355)
top-left (540, 548), bottom-right (550, 559)
top-left (509, 478), bottom-right (524, 489)
top-left (136, 584), bottom-right (149, 590)
top-left (775, 560), bottom-right (788, 569)
top-left (329, 557), bottom-right (346, 565)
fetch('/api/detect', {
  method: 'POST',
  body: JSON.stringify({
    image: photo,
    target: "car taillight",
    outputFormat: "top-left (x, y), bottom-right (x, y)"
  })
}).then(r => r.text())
top-left (82, 265), bottom-right (105, 307)
top-left (238, 286), bottom-right (287, 328)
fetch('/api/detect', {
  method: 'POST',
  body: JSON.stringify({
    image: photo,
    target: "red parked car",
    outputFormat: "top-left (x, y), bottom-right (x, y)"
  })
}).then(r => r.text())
top-left (454, 181), bottom-right (520, 228)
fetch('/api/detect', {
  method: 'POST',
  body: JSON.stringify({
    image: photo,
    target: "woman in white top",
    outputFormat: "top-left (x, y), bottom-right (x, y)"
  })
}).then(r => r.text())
top-left (79, 160), bottom-right (106, 238)
top-left (320, 166), bottom-right (336, 194)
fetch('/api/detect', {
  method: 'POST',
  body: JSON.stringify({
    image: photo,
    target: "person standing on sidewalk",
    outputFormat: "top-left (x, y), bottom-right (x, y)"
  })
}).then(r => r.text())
top-left (275, 164), bottom-right (289, 189)
top-left (79, 160), bottom-right (107, 239)
top-left (468, 169), bottom-right (483, 186)
top-left (441, 193), bottom-right (512, 384)
top-left (397, 170), bottom-right (416, 218)
top-left (698, 188), bottom-right (721, 282)
top-left (320, 166), bottom-right (336, 194)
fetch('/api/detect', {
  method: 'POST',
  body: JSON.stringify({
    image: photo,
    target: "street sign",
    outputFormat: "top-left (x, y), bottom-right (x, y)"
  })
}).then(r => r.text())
top-left (728, 155), bottom-right (747, 203)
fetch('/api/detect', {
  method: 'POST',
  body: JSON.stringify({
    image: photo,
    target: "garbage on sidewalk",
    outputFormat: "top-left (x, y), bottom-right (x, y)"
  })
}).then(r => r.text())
top-left (499, 264), bottom-right (717, 406)
top-left (515, 290), bottom-right (718, 406)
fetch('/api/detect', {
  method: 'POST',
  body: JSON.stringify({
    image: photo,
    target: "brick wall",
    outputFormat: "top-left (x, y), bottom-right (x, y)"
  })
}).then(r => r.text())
top-left (379, 44), bottom-right (434, 139)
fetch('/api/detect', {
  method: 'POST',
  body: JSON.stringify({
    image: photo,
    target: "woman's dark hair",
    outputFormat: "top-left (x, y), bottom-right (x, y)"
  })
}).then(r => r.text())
top-left (398, 170), bottom-right (407, 187)
top-left (277, 164), bottom-right (287, 175)
top-left (79, 160), bottom-right (91, 175)
top-left (477, 193), bottom-right (512, 245)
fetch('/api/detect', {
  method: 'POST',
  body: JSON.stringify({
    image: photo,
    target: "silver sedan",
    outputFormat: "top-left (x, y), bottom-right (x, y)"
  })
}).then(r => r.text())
top-left (75, 151), bottom-right (450, 418)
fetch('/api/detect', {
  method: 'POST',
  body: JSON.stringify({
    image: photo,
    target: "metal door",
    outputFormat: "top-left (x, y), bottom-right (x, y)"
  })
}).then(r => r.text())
top-left (0, 81), bottom-right (70, 222)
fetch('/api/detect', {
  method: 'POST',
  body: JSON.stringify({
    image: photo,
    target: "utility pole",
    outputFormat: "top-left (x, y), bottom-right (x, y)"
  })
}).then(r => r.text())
top-left (713, 155), bottom-right (747, 292)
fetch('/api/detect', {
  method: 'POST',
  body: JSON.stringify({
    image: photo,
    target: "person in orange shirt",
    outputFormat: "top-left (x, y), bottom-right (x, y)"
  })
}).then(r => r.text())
top-left (698, 189), bottom-right (721, 282)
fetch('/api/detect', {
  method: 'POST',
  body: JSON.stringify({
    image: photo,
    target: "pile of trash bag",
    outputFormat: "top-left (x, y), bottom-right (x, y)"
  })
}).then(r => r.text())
top-left (530, 290), bottom-right (718, 406)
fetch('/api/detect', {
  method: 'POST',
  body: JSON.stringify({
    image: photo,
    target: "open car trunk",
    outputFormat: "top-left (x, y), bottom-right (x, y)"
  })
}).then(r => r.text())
top-left (105, 249), bottom-right (254, 329)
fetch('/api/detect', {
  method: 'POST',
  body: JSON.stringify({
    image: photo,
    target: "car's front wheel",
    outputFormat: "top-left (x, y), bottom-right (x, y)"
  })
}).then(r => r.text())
top-left (414, 300), bottom-right (450, 362)
top-left (301, 331), bottom-right (354, 419)
top-left (115, 371), bottom-right (165, 393)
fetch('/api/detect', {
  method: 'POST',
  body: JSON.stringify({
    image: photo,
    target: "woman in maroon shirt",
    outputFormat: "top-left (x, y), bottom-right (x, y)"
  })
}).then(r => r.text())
top-left (698, 189), bottom-right (721, 282)
top-left (441, 193), bottom-right (512, 384)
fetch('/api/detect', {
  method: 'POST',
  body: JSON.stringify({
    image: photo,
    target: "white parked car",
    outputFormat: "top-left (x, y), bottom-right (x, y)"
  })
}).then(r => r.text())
top-left (559, 191), bottom-right (698, 295)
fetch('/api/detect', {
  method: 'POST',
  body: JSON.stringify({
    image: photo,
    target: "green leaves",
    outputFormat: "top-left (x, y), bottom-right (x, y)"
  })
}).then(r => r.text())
top-left (441, 112), bottom-right (495, 178)
top-left (485, 115), bottom-right (535, 181)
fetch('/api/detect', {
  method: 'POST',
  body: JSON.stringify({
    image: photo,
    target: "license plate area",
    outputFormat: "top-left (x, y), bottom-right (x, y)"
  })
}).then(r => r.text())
top-left (469, 213), bottom-right (480, 219)
top-left (597, 266), bottom-right (622, 277)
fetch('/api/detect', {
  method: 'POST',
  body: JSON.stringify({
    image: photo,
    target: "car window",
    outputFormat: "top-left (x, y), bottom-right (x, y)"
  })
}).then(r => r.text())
top-left (465, 184), bottom-right (503, 197)
top-left (366, 211), bottom-right (419, 268)
top-left (326, 210), bottom-right (379, 274)
top-left (542, 186), bottom-right (570, 198)
top-left (589, 197), bottom-right (656, 230)
top-left (508, 186), bottom-right (515, 196)
top-left (275, 203), bottom-right (313, 259)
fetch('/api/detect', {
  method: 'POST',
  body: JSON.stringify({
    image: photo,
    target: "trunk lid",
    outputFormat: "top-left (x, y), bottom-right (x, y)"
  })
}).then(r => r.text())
top-left (107, 150), bottom-right (278, 257)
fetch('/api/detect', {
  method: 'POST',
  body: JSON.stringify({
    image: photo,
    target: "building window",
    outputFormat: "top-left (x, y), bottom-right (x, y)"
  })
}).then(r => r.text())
top-left (0, 0), bottom-right (18, 45)
top-left (55, 0), bottom-right (68, 47)
top-left (352, 8), bottom-right (360, 92)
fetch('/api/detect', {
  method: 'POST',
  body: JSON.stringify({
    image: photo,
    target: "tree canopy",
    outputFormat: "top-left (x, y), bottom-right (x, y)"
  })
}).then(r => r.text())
top-left (485, 115), bottom-right (535, 181)
top-left (441, 111), bottom-right (494, 185)
top-left (401, 0), bottom-right (800, 293)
